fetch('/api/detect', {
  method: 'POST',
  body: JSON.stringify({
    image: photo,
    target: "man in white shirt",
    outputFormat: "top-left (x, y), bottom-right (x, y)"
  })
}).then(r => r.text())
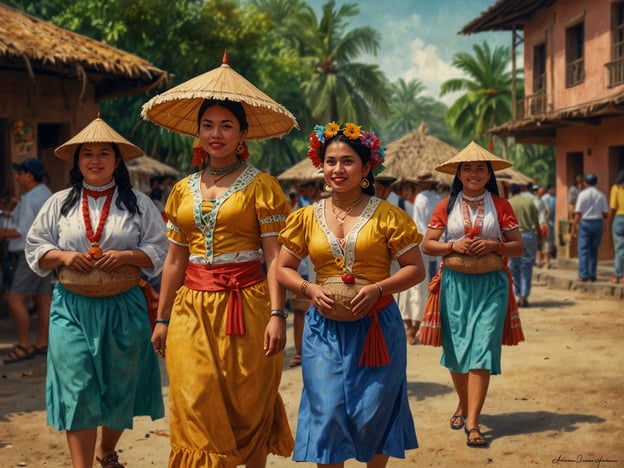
top-left (571, 173), bottom-right (609, 282)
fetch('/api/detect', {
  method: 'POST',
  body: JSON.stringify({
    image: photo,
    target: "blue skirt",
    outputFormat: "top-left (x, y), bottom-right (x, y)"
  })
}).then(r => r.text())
top-left (293, 301), bottom-right (417, 464)
top-left (46, 283), bottom-right (164, 431)
top-left (440, 268), bottom-right (509, 375)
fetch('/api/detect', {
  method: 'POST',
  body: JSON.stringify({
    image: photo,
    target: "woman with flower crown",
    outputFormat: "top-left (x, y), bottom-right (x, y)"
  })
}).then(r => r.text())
top-left (277, 122), bottom-right (425, 466)
top-left (24, 116), bottom-right (168, 468)
top-left (420, 141), bottom-right (524, 448)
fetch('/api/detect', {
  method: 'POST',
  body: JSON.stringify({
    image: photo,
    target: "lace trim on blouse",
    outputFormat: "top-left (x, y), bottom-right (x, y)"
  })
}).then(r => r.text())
top-left (314, 197), bottom-right (380, 272)
top-left (188, 165), bottom-right (260, 264)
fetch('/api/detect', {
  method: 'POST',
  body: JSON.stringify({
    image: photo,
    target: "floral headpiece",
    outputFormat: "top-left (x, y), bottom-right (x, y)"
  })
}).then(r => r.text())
top-left (307, 121), bottom-right (386, 176)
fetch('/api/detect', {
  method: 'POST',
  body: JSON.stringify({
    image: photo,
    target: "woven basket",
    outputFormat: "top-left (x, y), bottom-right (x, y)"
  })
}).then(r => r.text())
top-left (443, 253), bottom-right (503, 274)
top-left (319, 276), bottom-right (370, 321)
top-left (57, 265), bottom-right (141, 297)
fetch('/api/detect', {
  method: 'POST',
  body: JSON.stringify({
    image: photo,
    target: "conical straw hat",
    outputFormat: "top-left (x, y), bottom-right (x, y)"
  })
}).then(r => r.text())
top-left (141, 51), bottom-right (298, 140)
top-left (435, 140), bottom-right (512, 175)
top-left (55, 114), bottom-right (144, 161)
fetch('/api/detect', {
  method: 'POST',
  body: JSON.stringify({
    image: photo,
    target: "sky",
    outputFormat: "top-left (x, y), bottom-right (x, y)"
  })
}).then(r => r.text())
top-left (304, 0), bottom-right (516, 105)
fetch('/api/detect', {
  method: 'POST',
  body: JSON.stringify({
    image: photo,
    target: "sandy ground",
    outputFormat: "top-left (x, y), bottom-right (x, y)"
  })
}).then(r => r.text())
top-left (1, 277), bottom-right (623, 468)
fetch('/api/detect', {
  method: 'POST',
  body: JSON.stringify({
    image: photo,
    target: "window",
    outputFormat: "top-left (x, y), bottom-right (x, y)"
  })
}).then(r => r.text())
top-left (565, 22), bottom-right (584, 87)
top-left (533, 43), bottom-right (546, 92)
top-left (607, 2), bottom-right (624, 87)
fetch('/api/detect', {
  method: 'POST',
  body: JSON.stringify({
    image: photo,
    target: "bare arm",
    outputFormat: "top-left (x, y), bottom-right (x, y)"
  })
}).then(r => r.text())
top-left (262, 235), bottom-right (287, 357)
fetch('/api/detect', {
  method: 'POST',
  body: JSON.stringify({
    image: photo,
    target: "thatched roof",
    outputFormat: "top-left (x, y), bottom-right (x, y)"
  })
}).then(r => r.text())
top-left (276, 157), bottom-right (323, 184)
top-left (0, 3), bottom-right (170, 99)
top-left (383, 124), bottom-right (532, 186)
top-left (126, 155), bottom-right (180, 192)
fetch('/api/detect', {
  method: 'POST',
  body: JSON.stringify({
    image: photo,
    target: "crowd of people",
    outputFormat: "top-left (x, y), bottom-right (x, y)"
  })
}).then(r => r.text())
top-left (1, 53), bottom-right (622, 468)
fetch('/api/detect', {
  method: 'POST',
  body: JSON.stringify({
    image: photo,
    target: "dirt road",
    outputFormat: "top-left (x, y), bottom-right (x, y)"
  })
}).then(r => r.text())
top-left (1, 277), bottom-right (622, 467)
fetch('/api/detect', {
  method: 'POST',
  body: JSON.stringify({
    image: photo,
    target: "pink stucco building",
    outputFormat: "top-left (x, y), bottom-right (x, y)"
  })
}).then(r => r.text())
top-left (463, 0), bottom-right (624, 260)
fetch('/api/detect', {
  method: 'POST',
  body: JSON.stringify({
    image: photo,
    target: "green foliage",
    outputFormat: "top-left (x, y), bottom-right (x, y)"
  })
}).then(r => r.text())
top-left (509, 143), bottom-right (555, 187)
top-left (440, 41), bottom-right (520, 147)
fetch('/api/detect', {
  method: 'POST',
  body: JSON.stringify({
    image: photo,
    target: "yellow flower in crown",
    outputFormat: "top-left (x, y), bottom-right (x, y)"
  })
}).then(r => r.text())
top-left (343, 122), bottom-right (361, 140)
top-left (325, 121), bottom-right (340, 139)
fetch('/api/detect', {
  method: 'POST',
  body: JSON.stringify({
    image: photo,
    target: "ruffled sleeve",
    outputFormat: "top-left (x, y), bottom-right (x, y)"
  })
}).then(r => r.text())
top-left (278, 206), bottom-right (313, 261)
top-left (378, 201), bottom-right (422, 260)
top-left (254, 173), bottom-right (290, 238)
top-left (164, 178), bottom-right (189, 246)
top-left (427, 197), bottom-right (449, 230)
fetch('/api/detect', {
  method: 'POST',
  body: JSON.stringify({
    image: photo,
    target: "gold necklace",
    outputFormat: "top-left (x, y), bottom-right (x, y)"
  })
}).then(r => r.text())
top-left (330, 194), bottom-right (365, 224)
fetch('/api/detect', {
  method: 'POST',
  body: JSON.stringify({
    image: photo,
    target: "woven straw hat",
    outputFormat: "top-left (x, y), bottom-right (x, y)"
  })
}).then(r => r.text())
top-left (435, 140), bottom-right (512, 175)
top-left (141, 51), bottom-right (298, 140)
top-left (55, 114), bottom-right (143, 161)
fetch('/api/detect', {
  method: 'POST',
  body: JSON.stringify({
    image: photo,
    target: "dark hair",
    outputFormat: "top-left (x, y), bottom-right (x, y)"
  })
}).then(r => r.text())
top-left (447, 161), bottom-right (500, 214)
top-left (197, 99), bottom-right (248, 132)
top-left (318, 134), bottom-right (376, 196)
top-left (584, 173), bottom-right (598, 186)
top-left (60, 143), bottom-right (141, 217)
top-left (615, 169), bottom-right (624, 185)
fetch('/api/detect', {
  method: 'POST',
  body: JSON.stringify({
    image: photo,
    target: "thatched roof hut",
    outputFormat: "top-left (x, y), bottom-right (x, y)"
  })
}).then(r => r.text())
top-left (126, 156), bottom-right (181, 193)
top-left (383, 124), bottom-right (532, 187)
top-left (0, 4), bottom-right (169, 100)
top-left (0, 4), bottom-right (170, 194)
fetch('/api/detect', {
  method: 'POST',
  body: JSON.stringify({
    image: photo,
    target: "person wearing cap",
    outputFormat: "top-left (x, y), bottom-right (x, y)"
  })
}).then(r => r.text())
top-left (142, 52), bottom-right (297, 467)
top-left (277, 122), bottom-right (425, 465)
top-left (420, 141), bottom-right (524, 448)
top-left (571, 173), bottom-right (609, 282)
top-left (508, 183), bottom-right (541, 307)
top-left (1, 158), bottom-right (53, 364)
top-left (24, 116), bottom-right (168, 468)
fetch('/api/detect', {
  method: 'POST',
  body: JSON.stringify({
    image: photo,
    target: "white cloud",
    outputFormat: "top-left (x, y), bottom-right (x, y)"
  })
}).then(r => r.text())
top-left (402, 38), bottom-right (464, 106)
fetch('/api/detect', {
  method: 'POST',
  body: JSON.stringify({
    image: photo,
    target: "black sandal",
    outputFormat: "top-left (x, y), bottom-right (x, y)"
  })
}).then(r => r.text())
top-left (449, 414), bottom-right (465, 430)
top-left (96, 451), bottom-right (124, 468)
top-left (3, 344), bottom-right (35, 364)
top-left (465, 427), bottom-right (488, 447)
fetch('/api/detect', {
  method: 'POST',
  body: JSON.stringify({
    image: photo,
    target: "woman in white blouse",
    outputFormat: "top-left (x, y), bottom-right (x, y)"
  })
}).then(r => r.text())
top-left (25, 116), bottom-right (168, 468)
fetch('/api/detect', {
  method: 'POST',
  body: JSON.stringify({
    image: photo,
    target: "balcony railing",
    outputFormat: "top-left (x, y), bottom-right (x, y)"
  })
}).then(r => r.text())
top-left (605, 57), bottom-right (624, 88)
top-left (516, 90), bottom-right (550, 120)
top-left (566, 57), bottom-right (584, 87)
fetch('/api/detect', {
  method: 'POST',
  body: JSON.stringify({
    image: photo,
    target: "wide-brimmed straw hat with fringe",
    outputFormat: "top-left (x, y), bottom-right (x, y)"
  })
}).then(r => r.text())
top-left (435, 140), bottom-right (512, 175)
top-left (54, 114), bottom-right (144, 161)
top-left (141, 51), bottom-right (298, 140)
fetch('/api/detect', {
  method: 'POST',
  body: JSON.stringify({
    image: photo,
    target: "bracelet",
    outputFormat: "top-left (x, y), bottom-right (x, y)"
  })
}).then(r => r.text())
top-left (301, 280), bottom-right (310, 297)
top-left (154, 318), bottom-right (170, 325)
top-left (375, 282), bottom-right (383, 299)
top-left (448, 242), bottom-right (454, 253)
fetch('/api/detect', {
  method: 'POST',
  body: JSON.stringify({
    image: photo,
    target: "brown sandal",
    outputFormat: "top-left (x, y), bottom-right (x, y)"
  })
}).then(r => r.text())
top-left (289, 354), bottom-right (302, 368)
top-left (96, 451), bottom-right (124, 468)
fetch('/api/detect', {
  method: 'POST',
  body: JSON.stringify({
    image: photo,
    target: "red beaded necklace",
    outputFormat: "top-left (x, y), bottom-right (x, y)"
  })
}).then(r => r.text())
top-left (82, 186), bottom-right (115, 259)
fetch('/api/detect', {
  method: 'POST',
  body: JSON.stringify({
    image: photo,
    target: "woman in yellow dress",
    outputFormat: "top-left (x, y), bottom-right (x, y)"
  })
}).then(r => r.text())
top-left (277, 122), bottom-right (426, 466)
top-left (150, 98), bottom-right (294, 467)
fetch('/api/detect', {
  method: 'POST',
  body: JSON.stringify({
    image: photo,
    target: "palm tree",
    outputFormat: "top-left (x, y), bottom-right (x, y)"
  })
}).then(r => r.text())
top-left (440, 42), bottom-right (519, 155)
top-left (294, 0), bottom-right (390, 125)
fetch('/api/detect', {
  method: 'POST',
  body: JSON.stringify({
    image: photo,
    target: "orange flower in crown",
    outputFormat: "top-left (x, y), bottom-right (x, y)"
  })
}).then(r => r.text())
top-left (307, 122), bottom-right (386, 175)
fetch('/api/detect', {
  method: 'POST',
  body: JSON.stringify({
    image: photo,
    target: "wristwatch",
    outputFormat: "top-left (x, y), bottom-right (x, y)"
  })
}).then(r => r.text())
top-left (270, 309), bottom-right (288, 319)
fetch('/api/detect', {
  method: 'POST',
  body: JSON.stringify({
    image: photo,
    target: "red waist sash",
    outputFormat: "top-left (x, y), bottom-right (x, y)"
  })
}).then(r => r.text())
top-left (359, 295), bottom-right (394, 367)
top-left (184, 261), bottom-right (266, 335)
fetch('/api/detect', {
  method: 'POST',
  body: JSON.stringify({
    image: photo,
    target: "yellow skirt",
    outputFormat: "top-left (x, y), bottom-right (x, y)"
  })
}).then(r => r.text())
top-left (166, 280), bottom-right (293, 467)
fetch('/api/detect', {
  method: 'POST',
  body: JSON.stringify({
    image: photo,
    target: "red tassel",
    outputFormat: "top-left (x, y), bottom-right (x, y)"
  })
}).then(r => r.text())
top-left (225, 289), bottom-right (245, 335)
top-left (359, 313), bottom-right (390, 367)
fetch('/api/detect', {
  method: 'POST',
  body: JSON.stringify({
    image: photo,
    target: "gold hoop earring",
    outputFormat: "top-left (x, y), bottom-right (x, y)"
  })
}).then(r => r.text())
top-left (236, 143), bottom-right (245, 155)
top-left (360, 178), bottom-right (370, 189)
top-left (323, 183), bottom-right (333, 192)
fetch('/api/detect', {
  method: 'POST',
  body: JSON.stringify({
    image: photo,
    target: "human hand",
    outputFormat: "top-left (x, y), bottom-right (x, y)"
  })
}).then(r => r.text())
top-left (350, 284), bottom-right (382, 318)
top-left (92, 250), bottom-right (125, 272)
top-left (307, 284), bottom-right (334, 315)
top-left (452, 237), bottom-right (475, 256)
top-left (264, 317), bottom-right (287, 357)
top-left (467, 238), bottom-right (492, 257)
top-left (151, 325), bottom-right (168, 358)
top-left (63, 251), bottom-right (95, 272)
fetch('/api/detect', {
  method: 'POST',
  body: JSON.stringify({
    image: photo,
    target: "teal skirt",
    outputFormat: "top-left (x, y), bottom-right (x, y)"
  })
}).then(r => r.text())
top-left (440, 268), bottom-right (509, 375)
top-left (46, 283), bottom-right (164, 431)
